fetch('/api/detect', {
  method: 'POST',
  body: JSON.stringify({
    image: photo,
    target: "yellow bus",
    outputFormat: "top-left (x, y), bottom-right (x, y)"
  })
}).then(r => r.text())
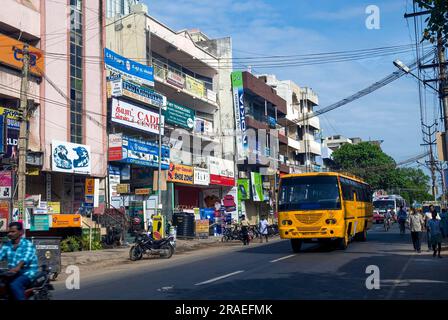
top-left (278, 172), bottom-right (373, 252)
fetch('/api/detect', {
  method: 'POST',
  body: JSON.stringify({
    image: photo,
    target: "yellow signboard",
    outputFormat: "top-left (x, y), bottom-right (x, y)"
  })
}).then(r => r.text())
top-left (135, 188), bottom-right (151, 195)
top-left (51, 214), bottom-right (81, 228)
top-left (185, 75), bottom-right (205, 98)
top-left (167, 163), bottom-right (194, 184)
top-left (152, 215), bottom-right (165, 240)
top-left (116, 184), bottom-right (130, 194)
top-left (85, 178), bottom-right (95, 196)
top-left (47, 202), bottom-right (60, 214)
top-left (195, 219), bottom-right (209, 238)
top-left (26, 168), bottom-right (40, 176)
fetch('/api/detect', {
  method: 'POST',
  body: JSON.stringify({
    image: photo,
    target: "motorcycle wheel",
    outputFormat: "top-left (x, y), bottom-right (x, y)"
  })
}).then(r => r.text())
top-left (129, 245), bottom-right (143, 261)
top-left (160, 244), bottom-right (174, 259)
top-left (33, 290), bottom-right (51, 300)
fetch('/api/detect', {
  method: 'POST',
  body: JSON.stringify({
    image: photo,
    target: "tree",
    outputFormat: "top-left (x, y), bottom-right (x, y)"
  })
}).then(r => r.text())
top-left (331, 142), bottom-right (399, 190)
top-left (415, 0), bottom-right (448, 47)
top-left (394, 168), bottom-right (433, 204)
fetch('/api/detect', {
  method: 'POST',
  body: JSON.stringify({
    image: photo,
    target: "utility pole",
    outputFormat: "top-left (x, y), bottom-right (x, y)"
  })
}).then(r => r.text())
top-left (437, 33), bottom-right (448, 131)
top-left (18, 44), bottom-right (30, 222)
top-left (421, 122), bottom-right (438, 200)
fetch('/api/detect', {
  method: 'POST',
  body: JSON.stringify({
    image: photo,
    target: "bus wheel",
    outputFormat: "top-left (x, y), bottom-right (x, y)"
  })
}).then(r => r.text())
top-left (337, 234), bottom-right (349, 250)
top-left (291, 239), bottom-right (302, 253)
top-left (357, 225), bottom-right (367, 242)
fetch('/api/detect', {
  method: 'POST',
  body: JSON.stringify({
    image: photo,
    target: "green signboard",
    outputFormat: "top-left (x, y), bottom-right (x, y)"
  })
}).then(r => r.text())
top-left (30, 215), bottom-right (50, 231)
top-left (251, 172), bottom-right (264, 202)
top-left (237, 178), bottom-right (250, 201)
top-left (164, 101), bottom-right (195, 130)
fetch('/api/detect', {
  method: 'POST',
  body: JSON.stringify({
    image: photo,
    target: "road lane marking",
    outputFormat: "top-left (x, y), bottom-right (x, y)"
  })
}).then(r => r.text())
top-left (386, 253), bottom-right (414, 299)
top-left (194, 270), bottom-right (245, 286)
top-left (270, 254), bottom-right (296, 263)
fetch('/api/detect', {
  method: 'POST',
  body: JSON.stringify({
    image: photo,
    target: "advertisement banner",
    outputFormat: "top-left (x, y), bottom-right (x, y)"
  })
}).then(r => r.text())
top-left (0, 171), bottom-right (12, 199)
top-left (85, 178), bottom-right (95, 204)
top-left (185, 75), bottom-right (205, 97)
top-left (237, 179), bottom-right (250, 201)
top-left (0, 34), bottom-right (44, 76)
top-left (116, 184), bottom-right (130, 194)
top-left (167, 163), bottom-right (194, 184)
top-left (121, 136), bottom-right (170, 169)
top-left (47, 202), bottom-right (60, 214)
top-left (108, 133), bottom-right (123, 161)
top-left (121, 80), bottom-right (166, 109)
top-left (231, 71), bottom-right (248, 160)
top-left (194, 167), bottom-right (210, 186)
top-left (164, 101), bottom-right (195, 130)
top-left (251, 172), bottom-right (264, 202)
top-left (109, 165), bottom-right (121, 207)
top-left (209, 157), bottom-right (235, 186)
top-left (195, 219), bottom-right (209, 238)
top-left (111, 98), bottom-right (164, 135)
top-left (0, 107), bottom-right (20, 159)
top-left (166, 71), bottom-right (185, 89)
top-left (194, 118), bottom-right (213, 135)
top-left (104, 48), bottom-right (154, 87)
top-left (0, 200), bottom-right (9, 232)
top-left (30, 215), bottom-right (50, 231)
top-left (135, 188), bottom-right (151, 195)
top-left (50, 214), bottom-right (82, 228)
top-left (51, 140), bottom-right (91, 174)
top-left (120, 165), bottom-right (131, 180)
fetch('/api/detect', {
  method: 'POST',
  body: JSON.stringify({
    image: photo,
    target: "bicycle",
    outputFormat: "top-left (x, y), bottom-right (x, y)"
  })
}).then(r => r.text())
top-left (384, 217), bottom-right (391, 231)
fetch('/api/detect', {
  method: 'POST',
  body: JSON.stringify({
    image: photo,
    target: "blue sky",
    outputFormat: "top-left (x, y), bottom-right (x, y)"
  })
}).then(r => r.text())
top-left (143, 0), bottom-right (439, 163)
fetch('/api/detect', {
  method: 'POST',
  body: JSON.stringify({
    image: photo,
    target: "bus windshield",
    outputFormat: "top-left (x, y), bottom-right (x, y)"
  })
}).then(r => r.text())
top-left (279, 176), bottom-right (341, 211)
top-left (373, 200), bottom-right (395, 211)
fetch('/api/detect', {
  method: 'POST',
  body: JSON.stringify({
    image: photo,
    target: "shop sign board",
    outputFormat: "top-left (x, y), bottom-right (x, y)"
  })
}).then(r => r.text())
top-left (51, 140), bottom-right (91, 174)
top-left (0, 34), bottom-right (44, 76)
top-left (0, 171), bottom-right (12, 199)
top-left (194, 167), bottom-right (210, 186)
top-left (164, 101), bottom-right (195, 130)
top-left (109, 165), bottom-right (121, 207)
top-left (0, 107), bottom-right (20, 160)
top-left (104, 48), bottom-right (154, 87)
top-left (195, 219), bottom-right (209, 238)
top-left (209, 157), bottom-right (235, 187)
top-left (108, 133), bottom-right (123, 161)
top-left (0, 200), bottom-right (9, 232)
top-left (185, 75), bottom-right (205, 97)
top-left (194, 118), bottom-right (213, 135)
top-left (109, 78), bottom-right (167, 109)
top-left (30, 215), bottom-right (50, 231)
top-left (47, 202), bottom-right (60, 214)
top-left (167, 163), bottom-right (194, 184)
top-left (135, 188), bottom-right (151, 195)
top-left (237, 179), bottom-right (250, 200)
top-left (111, 98), bottom-right (164, 135)
top-left (116, 184), bottom-right (130, 194)
top-left (121, 136), bottom-right (170, 169)
top-left (231, 71), bottom-right (248, 160)
top-left (166, 71), bottom-right (185, 89)
top-left (50, 214), bottom-right (82, 228)
top-left (251, 172), bottom-right (264, 202)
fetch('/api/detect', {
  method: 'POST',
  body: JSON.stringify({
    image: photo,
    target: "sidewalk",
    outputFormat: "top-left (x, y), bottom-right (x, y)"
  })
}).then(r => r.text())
top-left (60, 236), bottom-right (243, 270)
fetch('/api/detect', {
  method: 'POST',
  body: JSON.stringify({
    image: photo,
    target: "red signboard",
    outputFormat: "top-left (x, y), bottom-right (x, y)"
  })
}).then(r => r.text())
top-left (210, 175), bottom-right (235, 187)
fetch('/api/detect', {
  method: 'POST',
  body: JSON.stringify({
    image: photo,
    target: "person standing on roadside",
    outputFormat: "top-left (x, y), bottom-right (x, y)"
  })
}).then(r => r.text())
top-left (240, 215), bottom-right (250, 245)
top-left (425, 205), bottom-right (441, 251)
top-left (440, 208), bottom-right (448, 238)
top-left (428, 211), bottom-right (443, 258)
top-left (407, 207), bottom-right (425, 253)
top-left (259, 217), bottom-right (269, 243)
top-left (397, 205), bottom-right (408, 234)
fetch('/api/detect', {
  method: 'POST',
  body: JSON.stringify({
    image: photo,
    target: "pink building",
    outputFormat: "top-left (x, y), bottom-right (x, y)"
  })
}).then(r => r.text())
top-left (0, 0), bottom-right (107, 217)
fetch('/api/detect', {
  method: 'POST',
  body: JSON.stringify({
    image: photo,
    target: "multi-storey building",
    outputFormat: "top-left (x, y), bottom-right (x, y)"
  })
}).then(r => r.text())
top-left (106, 3), bottom-right (236, 226)
top-left (0, 0), bottom-right (106, 234)
top-left (259, 75), bottom-right (322, 173)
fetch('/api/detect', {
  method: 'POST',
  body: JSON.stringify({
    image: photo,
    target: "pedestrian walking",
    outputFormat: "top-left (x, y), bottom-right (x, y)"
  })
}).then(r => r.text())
top-left (440, 208), bottom-right (448, 238)
top-left (397, 205), bottom-right (407, 234)
top-left (425, 205), bottom-right (441, 251)
top-left (240, 215), bottom-right (250, 245)
top-left (427, 211), bottom-right (443, 258)
top-left (259, 217), bottom-right (269, 243)
top-left (407, 207), bottom-right (425, 253)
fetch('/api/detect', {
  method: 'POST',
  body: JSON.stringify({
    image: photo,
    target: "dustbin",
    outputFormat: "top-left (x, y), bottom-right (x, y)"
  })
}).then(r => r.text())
top-left (30, 237), bottom-right (61, 281)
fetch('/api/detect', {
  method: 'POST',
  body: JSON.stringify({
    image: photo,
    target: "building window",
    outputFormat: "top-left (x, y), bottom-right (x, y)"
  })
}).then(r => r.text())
top-left (70, 0), bottom-right (83, 144)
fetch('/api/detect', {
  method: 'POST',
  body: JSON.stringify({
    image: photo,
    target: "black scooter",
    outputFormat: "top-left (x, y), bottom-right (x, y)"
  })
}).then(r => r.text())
top-left (0, 265), bottom-right (54, 300)
top-left (129, 233), bottom-right (175, 261)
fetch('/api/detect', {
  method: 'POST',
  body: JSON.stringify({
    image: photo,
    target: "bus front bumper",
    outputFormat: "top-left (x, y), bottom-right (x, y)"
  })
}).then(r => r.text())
top-left (279, 226), bottom-right (345, 239)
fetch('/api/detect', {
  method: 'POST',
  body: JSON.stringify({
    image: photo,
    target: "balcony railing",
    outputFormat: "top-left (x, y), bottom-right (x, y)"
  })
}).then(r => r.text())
top-left (153, 59), bottom-right (217, 104)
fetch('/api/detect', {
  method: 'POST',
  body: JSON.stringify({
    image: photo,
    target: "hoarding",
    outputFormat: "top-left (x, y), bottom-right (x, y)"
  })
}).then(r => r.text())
top-left (209, 157), bottom-right (235, 187)
top-left (108, 78), bottom-right (167, 109)
top-left (50, 214), bottom-right (82, 228)
top-left (251, 172), bottom-right (264, 202)
top-left (0, 200), bottom-right (9, 232)
top-left (0, 171), bottom-right (12, 199)
top-left (111, 98), bottom-right (164, 135)
top-left (185, 75), bottom-right (205, 97)
top-left (166, 71), bottom-right (185, 88)
top-left (237, 178), bottom-right (250, 200)
top-left (164, 101), bottom-right (195, 130)
top-left (194, 167), bottom-right (210, 186)
top-left (231, 71), bottom-right (248, 160)
top-left (51, 140), bottom-right (91, 174)
top-left (0, 34), bottom-right (44, 76)
top-left (108, 133), bottom-right (123, 161)
top-left (104, 48), bottom-right (154, 87)
top-left (167, 163), bottom-right (194, 184)
top-left (121, 136), bottom-right (170, 169)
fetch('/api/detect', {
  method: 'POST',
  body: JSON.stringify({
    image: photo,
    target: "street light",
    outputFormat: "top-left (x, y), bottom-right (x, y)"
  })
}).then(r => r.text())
top-left (393, 59), bottom-right (439, 93)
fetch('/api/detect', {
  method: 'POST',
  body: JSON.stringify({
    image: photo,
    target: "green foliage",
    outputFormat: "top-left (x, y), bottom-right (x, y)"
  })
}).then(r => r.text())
top-left (331, 142), bottom-right (433, 203)
top-left (80, 233), bottom-right (102, 251)
top-left (60, 236), bottom-right (81, 253)
top-left (415, 0), bottom-right (448, 47)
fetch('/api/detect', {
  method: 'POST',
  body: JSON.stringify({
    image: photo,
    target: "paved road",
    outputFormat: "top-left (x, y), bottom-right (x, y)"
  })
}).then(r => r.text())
top-left (54, 223), bottom-right (448, 300)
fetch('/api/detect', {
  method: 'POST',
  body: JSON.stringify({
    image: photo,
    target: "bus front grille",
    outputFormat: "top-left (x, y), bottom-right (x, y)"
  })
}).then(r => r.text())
top-left (295, 213), bottom-right (323, 225)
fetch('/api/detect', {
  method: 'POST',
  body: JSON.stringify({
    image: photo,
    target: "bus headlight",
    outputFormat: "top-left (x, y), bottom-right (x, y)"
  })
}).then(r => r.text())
top-left (282, 220), bottom-right (293, 225)
top-left (325, 219), bottom-right (337, 225)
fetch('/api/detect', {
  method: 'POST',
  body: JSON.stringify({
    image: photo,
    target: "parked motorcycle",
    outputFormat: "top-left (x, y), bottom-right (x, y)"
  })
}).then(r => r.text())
top-left (0, 265), bottom-right (54, 300)
top-left (129, 233), bottom-right (175, 261)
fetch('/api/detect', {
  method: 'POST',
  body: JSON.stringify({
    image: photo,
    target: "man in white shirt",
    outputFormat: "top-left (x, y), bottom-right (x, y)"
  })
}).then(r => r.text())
top-left (259, 217), bottom-right (269, 243)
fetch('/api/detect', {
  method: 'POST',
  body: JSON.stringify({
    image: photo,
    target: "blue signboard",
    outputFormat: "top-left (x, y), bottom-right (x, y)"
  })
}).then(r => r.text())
top-left (104, 48), bottom-right (154, 87)
top-left (121, 136), bottom-right (170, 169)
